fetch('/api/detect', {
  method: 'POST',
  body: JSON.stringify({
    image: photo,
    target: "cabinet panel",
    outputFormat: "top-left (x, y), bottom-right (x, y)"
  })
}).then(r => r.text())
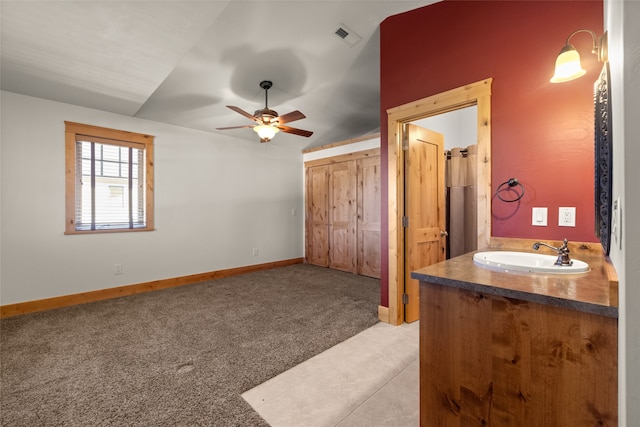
top-left (420, 282), bottom-right (618, 426)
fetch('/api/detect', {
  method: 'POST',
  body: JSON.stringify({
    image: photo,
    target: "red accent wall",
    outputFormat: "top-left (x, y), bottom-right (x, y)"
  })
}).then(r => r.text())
top-left (379, 0), bottom-right (603, 306)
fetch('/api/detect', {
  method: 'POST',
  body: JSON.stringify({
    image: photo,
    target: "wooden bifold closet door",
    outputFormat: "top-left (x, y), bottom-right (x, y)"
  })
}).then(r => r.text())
top-left (305, 149), bottom-right (380, 278)
top-left (305, 165), bottom-right (330, 267)
top-left (327, 161), bottom-right (357, 273)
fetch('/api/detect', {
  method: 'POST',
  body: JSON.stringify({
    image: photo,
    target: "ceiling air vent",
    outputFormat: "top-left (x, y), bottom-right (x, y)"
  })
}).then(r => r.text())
top-left (334, 23), bottom-right (362, 48)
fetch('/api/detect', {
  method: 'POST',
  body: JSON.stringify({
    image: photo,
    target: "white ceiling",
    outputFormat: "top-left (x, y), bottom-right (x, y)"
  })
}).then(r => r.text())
top-left (1, 0), bottom-right (434, 149)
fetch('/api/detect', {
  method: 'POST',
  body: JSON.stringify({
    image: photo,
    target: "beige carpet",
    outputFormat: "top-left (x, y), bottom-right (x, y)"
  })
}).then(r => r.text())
top-left (0, 264), bottom-right (380, 426)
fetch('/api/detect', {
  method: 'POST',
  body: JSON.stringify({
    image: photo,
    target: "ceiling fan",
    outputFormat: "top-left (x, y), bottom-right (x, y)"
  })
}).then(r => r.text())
top-left (216, 80), bottom-right (313, 143)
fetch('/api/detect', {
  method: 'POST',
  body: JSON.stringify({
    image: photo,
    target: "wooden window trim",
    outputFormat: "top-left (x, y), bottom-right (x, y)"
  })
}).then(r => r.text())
top-left (64, 121), bottom-right (155, 234)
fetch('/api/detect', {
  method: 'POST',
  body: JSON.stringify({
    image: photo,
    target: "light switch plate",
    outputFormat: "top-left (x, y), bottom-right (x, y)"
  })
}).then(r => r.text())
top-left (558, 207), bottom-right (576, 227)
top-left (532, 207), bottom-right (548, 226)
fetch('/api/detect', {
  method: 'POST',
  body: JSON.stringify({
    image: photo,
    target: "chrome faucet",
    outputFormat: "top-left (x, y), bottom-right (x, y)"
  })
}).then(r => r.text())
top-left (532, 238), bottom-right (573, 266)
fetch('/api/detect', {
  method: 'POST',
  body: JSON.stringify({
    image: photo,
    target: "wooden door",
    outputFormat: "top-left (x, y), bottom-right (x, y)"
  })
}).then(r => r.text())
top-left (305, 165), bottom-right (329, 267)
top-left (329, 161), bottom-right (357, 273)
top-left (357, 157), bottom-right (381, 278)
top-left (404, 124), bottom-right (446, 322)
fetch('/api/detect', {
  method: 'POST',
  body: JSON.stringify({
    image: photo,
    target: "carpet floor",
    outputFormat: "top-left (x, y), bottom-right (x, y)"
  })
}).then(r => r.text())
top-left (0, 264), bottom-right (380, 426)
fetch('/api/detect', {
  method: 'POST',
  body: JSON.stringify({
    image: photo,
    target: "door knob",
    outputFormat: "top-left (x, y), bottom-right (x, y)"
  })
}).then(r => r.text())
top-left (440, 230), bottom-right (449, 237)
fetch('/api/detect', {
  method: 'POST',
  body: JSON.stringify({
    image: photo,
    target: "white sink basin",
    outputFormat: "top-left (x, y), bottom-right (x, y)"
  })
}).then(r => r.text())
top-left (473, 251), bottom-right (589, 274)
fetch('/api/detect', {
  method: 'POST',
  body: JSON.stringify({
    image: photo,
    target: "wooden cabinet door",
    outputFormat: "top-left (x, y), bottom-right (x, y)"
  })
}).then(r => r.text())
top-left (328, 161), bottom-right (357, 273)
top-left (357, 157), bottom-right (381, 278)
top-left (305, 165), bottom-right (329, 267)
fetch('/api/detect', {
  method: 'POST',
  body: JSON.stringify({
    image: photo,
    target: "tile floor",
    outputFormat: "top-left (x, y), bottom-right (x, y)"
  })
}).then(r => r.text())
top-left (242, 321), bottom-right (419, 427)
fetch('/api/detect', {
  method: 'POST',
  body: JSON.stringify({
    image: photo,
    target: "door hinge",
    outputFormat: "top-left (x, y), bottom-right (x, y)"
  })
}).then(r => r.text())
top-left (402, 136), bottom-right (409, 151)
top-left (402, 293), bottom-right (409, 304)
top-left (402, 216), bottom-right (409, 228)
top-left (402, 124), bottom-right (409, 150)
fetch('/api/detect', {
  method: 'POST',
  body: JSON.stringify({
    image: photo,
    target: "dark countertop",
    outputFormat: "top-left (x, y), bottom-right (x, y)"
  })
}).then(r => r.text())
top-left (411, 249), bottom-right (618, 318)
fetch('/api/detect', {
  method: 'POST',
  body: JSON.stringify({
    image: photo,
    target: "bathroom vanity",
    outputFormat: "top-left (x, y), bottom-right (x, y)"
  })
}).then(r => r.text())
top-left (412, 239), bottom-right (618, 426)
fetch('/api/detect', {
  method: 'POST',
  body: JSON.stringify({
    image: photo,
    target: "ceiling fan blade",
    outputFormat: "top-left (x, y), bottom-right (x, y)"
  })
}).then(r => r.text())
top-left (226, 105), bottom-right (260, 123)
top-left (216, 125), bottom-right (254, 130)
top-left (277, 125), bottom-right (313, 138)
top-left (276, 110), bottom-right (306, 124)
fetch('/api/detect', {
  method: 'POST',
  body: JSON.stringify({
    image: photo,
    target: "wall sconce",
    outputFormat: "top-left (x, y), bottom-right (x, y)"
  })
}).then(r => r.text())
top-left (550, 29), bottom-right (608, 83)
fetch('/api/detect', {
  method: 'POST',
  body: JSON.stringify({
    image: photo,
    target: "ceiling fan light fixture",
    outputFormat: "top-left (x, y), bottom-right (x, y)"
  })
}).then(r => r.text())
top-left (254, 124), bottom-right (279, 142)
top-left (217, 80), bottom-right (312, 142)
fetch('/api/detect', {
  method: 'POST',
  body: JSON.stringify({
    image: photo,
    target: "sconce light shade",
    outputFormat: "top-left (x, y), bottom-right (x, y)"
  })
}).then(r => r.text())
top-left (253, 124), bottom-right (280, 142)
top-left (550, 45), bottom-right (587, 83)
top-left (550, 29), bottom-right (608, 83)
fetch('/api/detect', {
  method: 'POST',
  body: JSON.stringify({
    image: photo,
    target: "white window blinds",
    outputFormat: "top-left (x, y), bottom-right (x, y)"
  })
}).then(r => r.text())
top-left (74, 137), bottom-right (146, 231)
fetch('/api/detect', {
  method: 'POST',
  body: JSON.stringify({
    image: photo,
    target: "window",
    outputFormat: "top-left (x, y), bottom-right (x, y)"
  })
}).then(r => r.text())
top-left (65, 122), bottom-right (154, 234)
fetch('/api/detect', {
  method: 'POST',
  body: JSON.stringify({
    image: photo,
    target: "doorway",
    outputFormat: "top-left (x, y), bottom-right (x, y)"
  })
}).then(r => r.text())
top-left (414, 105), bottom-right (478, 260)
top-left (386, 78), bottom-right (493, 325)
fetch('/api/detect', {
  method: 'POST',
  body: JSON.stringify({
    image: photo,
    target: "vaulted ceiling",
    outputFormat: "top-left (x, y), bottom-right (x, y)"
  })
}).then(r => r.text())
top-left (1, 1), bottom-right (434, 148)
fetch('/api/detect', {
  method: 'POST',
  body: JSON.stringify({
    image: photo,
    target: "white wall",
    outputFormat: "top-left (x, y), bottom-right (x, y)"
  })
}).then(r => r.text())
top-left (412, 105), bottom-right (477, 150)
top-left (606, 1), bottom-right (640, 425)
top-left (301, 135), bottom-right (380, 163)
top-left (0, 91), bottom-right (305, 305)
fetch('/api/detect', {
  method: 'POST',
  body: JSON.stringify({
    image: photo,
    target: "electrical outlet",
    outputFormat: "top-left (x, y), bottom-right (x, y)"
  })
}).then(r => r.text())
top-left (532, 207), bottom-right (548, 226)
top-left (114, 264), bottom-right (123, 275)
top-left (558, 207), bottom-right (576, 227)
top-left (291, 208), bottom-right (297, 216)
top-left (252, 248), bottom-right (259, 256)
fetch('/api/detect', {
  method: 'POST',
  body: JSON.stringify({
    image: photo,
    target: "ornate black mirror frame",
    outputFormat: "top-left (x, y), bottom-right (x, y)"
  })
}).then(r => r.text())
top-left (594, 62), bottom-right (613, 255)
